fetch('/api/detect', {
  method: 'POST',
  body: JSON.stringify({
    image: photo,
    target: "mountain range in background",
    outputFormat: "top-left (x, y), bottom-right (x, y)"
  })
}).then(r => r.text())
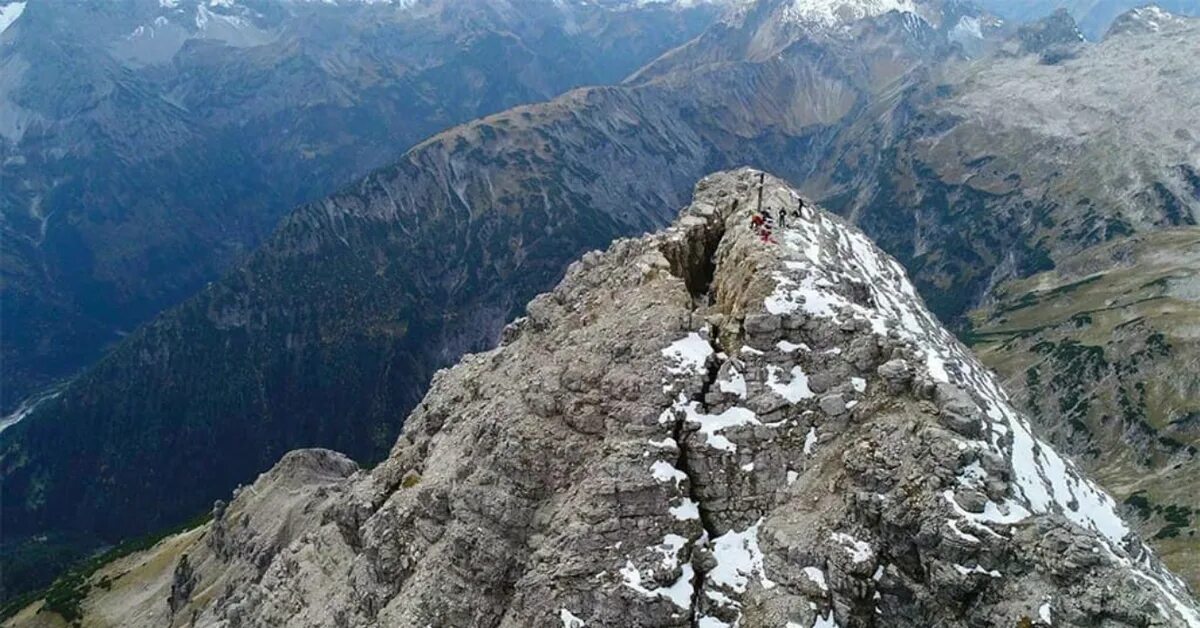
top-left (976, 0), bottom-right (1200, 38)
top-left (0, 0), bottom-right (725, 413)
top-left (1, 0), bottom-right (1198, 614)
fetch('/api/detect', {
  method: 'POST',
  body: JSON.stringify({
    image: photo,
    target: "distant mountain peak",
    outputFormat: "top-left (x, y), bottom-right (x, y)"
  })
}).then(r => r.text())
top-left (1106, 4), bottom-right (1191, 38)
top-left (1004, 7), bottom-right (1085, 62)
top-left (776, 0), bottom-right (919, 26)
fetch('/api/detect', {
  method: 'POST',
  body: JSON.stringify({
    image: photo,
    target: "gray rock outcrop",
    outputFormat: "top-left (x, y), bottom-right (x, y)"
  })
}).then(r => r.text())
top-left (20, 169), bottom-right (1198, 628)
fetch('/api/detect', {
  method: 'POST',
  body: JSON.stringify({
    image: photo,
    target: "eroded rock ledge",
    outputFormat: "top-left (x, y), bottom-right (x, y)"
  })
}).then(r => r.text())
top-left (14, 169), bottom-right (1198, 628)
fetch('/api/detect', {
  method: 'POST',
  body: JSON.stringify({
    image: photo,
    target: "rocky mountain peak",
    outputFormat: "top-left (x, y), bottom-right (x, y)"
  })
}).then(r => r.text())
top-left (1011, 7), bottom-right (1085, 61)
top-left (772, 0), bottom-right (919, 27)
top-left (9, 169), bottom-right (1198, 627)
top-left (1105, 4), bottom-right (1192, 38)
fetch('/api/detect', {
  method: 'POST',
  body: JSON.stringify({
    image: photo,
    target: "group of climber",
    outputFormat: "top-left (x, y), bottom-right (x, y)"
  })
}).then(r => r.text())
top-left (749, 172), bottom-right (807, 244)
top-left (750, 211), bottom-right (777, 243)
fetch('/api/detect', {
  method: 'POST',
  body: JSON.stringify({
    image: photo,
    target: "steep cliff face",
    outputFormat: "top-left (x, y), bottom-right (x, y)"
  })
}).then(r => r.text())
top-left (14, 170), bottom-right (1196, 628)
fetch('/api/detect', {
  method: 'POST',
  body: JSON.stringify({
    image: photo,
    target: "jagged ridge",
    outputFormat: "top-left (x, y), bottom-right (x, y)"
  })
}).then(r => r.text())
top-left (10, 169), bottom-right (1197, 628)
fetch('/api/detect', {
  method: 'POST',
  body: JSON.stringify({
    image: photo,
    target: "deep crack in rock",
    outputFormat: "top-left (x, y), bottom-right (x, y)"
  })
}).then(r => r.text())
top-left (680, 329), bottom-right (729, 628)
top-left (657, 197), bottom-right (731, 626)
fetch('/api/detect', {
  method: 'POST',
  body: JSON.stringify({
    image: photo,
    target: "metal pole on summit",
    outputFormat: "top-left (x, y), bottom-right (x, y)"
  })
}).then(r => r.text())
top-left (751, 172), bottom-right (778, 245)
top-left (756, 172), bottom-right (765, 216)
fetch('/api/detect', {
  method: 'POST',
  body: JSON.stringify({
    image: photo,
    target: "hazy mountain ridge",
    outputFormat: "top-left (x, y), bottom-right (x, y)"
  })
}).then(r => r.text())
top-left (974, 0), bottom-right (1200, 39)
top-left (0, 0), bottom-right (725, 412)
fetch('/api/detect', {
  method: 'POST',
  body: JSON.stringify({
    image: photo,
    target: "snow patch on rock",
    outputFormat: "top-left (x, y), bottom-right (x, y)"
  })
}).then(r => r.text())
top-left (0, 1), bottom-right (25, 34)
top-left (766, 365), bottom-right (814, 403)
top-left (559, 608), bottom-right (586, 627)
top-left (661, 332), bottom-right (714, 376)
top-left (718, 367), bottom-right (747, 398)
top-left (830, 532), bottom-right (873, 563)
top-left (619, 560), bottom-right (694, 609)
top-left (680, 401), bottom-right (760, 452)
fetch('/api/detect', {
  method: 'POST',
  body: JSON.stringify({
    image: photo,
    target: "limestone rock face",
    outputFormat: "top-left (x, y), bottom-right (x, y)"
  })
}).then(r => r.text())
top-left (28, 169), bottom-right (1199, 628)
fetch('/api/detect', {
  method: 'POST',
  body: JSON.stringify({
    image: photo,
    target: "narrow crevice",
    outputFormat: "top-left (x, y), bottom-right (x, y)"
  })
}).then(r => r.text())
top-left (676, 328), bottom-right (729, 627)
top-left (672, 366), bottom-right (721, 538)
top-left (658, 192), bottom-right (741, 625)
top-left (673, 412), bottom-right (709, 627)
top-left (660, 209), bottom-right (727, 303)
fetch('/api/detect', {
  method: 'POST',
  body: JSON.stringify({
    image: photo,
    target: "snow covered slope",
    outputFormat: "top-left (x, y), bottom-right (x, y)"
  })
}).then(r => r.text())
top-left (0, 2), bottom-right (25, 33)
top-left (778, 0), bottom-right (918, 26)
top-left (748, 171), bottom-right (1199, 626)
